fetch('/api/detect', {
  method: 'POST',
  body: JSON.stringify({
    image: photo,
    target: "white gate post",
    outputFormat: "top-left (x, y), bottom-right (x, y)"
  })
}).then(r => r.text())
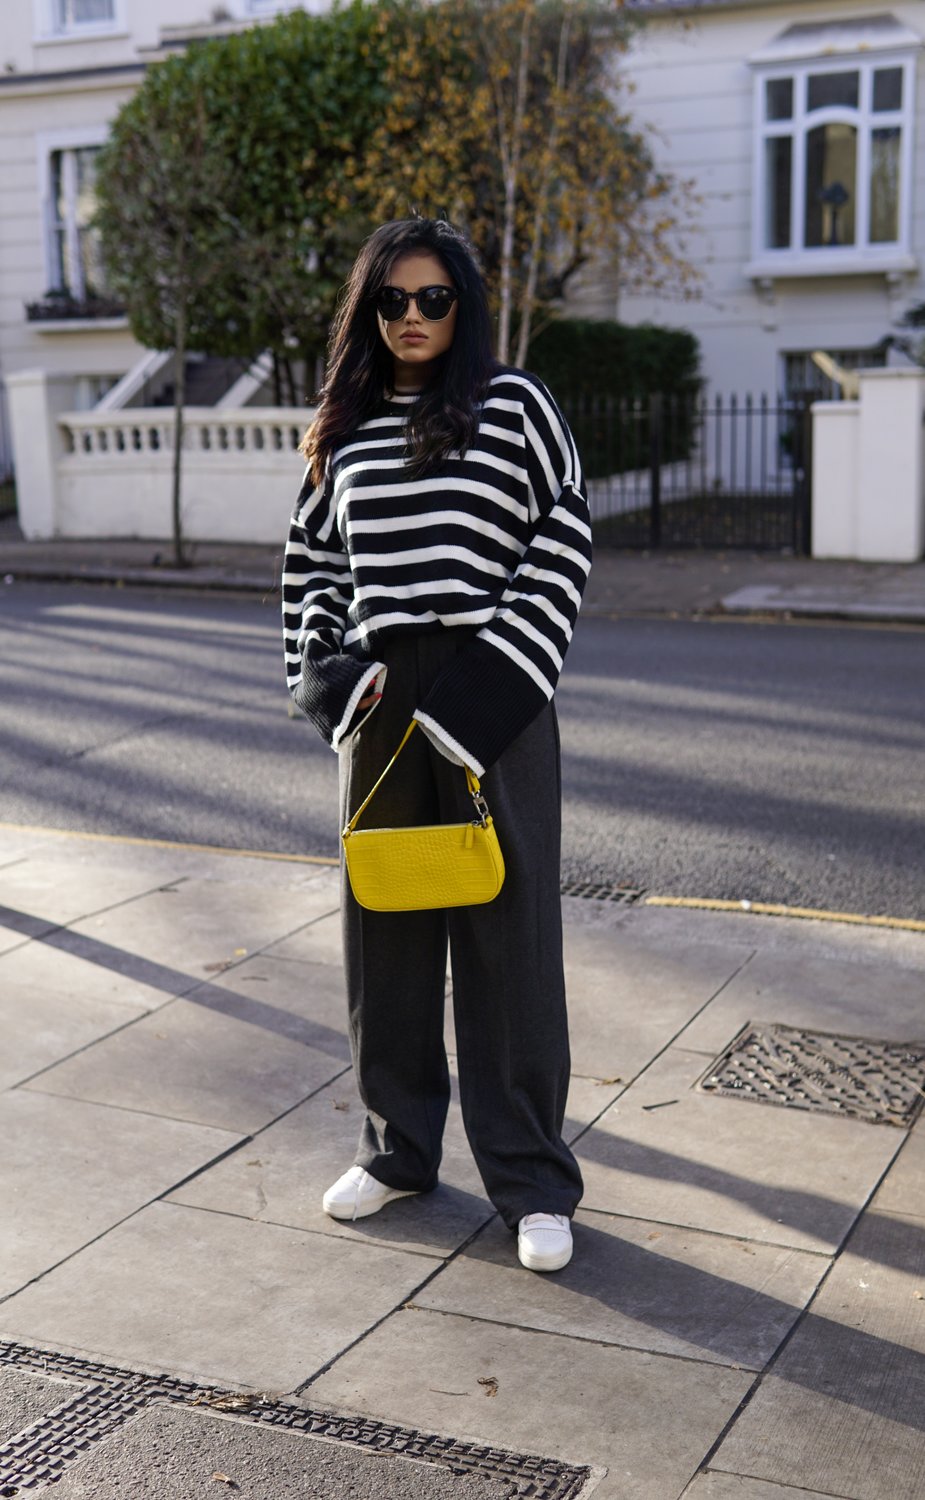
top-left (811, 400), bottom-right (860, 558)
top-left (6, 369), bottom-right (74, 539)
top-left (855, 368), bottom-right (925, 562)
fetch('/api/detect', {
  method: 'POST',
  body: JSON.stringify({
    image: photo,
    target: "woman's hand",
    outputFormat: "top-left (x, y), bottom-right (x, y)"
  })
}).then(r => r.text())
top-left (356, 678), bottom-right (382, 713)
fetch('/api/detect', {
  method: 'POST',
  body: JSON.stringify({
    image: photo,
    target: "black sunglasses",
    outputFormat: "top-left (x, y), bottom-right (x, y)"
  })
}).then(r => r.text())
top-left (375, 285), bottom-right (459, 322)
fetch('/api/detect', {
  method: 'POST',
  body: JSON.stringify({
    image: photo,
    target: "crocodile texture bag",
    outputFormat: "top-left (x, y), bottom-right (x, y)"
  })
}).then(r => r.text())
top-left (341, 722), bottom-right (505, 912)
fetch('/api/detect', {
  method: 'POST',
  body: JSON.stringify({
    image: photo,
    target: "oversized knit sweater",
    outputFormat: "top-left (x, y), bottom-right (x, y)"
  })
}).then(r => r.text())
top-left (282, 367), bottom-right (592, 776)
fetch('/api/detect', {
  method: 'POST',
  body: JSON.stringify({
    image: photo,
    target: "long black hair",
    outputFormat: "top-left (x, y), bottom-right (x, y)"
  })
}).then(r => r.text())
top-left (302, 218), bottom-right (497, 486)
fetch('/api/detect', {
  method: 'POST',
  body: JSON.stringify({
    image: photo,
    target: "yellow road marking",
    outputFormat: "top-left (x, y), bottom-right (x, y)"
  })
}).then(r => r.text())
top-left (0, 822), bottom-right (339, 867)
top-left (646, 895), bottom-right (925, 934)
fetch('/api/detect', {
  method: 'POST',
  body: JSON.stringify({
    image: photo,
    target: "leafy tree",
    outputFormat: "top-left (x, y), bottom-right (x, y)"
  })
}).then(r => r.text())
top-left (359, 0), bottom-right (699, 364)
top-left (94, 52), bottom-right (245, 565)
top-left (94, 2), bottom-right (394, 563)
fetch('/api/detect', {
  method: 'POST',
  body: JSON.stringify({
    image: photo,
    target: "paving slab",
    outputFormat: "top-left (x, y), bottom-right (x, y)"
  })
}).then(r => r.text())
top-left (64, 875), bottom-right (338, 986)
top-left (623, 901), bottom-right (925, 975)
top-left (722, 581), bottom-right (925, 622)
top-left (555, 923), bottom-right (754, 1080)
top-left (0, 851), bottom-right (172, 928)
top-left (0, 1365), bottom-right (81, 1445)
top-left (710, 1209), bottom-right (925, 1500)
top-left (263, 909), bottom-right (345, 968)
top-left (0, 823), bottom-right (341, 894)
top-left (309, 1306), bottom-right (755, 1500)
top-left (676, 948), bottom-right (925, 1056)
top-left (23, 982), bottom-right (350, 1134)
top-left (574, 1045), bottom-right (903, 1253)
top-left (0, 923), bottom-right (28, 958)
top-left (415, 1208), bottom-right (827, 1369)
top-left (169, 1065), bottom-right (614, 1259)
top-left (870, 1117), bottom-right (925, 1219)
top-left (0, 829), bottom-right (47, 862)
top-left (0, 946), bottom-right (148, 1090)
top-left (39, 1401), bottom-right (513, 1500)
top-left (0, 1201), bottom-right (438, 1391)
top-left (0, 913), bottom-right (173, 1013)
top-left (683, 1475), bottom-right (840, 1499)
top-left (0, 1092), bottom-right (238, 1297)
top-left (191, 950), bottom-right (353, 1063)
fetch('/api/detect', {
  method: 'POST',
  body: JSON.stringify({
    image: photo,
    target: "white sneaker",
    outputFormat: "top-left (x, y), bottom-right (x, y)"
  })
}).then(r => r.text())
top-left (322, 1165), bottom-right (419, 1222)
top-left (517, 1213), bottom-right (573, 1272)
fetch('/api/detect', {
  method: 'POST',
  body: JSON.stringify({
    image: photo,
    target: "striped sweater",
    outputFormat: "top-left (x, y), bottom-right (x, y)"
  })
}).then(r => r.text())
top-left (282, 367), bottom-right (592, 775)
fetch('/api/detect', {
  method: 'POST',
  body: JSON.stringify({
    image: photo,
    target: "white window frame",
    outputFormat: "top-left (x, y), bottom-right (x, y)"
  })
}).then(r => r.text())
top-left (36, 127), bottom-right (110, 302)
top-left (35, 0), bottom-right (124, 42)
top-left (244, 0), bottom-right (305, 14)
top-left (748, 44), bottom-right (919, 279)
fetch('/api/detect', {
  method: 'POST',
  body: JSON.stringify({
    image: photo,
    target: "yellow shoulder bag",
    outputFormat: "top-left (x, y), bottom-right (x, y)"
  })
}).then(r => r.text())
top-left (341, 721), bottom-right (505, 912)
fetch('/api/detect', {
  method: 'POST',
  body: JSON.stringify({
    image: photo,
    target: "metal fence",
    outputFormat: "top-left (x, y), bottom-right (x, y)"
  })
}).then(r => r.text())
top-left (562, 393), bottom-right (813, 552)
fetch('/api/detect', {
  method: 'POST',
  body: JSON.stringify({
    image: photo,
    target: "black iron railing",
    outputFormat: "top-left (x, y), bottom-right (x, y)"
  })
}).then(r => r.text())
top-left (562, 393), bottom-right (813, 553)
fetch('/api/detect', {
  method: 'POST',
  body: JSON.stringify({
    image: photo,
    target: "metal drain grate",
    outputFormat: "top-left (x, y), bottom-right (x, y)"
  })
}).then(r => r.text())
top-left (698, 1022), bottom-right (925, 1127)
top-left (560, 881), bottom-right (645, 904)
top-left (0, 1340), bottom-right (591, 1498)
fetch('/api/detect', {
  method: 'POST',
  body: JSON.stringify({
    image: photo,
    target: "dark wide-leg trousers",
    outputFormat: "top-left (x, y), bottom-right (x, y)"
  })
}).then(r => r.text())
top-left (339, 632), bottom-right (583, 1230)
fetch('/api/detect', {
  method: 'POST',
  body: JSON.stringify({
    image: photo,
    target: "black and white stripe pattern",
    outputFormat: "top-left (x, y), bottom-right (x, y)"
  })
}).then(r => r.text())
top-left (282, 368), bottom-right (591, 773)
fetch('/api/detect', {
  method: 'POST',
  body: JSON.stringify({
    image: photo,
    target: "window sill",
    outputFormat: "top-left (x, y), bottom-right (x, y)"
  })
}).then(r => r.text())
top-left (746, 251), bottom-right (917, 282)
top-left (30, 317), bottom-right (129, 333)
top-left (34, 29), bottom-right (129, 47)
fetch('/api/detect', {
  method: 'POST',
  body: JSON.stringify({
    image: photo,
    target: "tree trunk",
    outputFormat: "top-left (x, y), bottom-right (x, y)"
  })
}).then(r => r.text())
top-left (496, 4), bottom-right (532, 364)
top-left (515, 4), bottom-right (571, 369)
top-left (272, 351), bottom-right (283, 406)
top-left (282, 355), bottom-right (297, 407)
top-left (171, 308), bottom-right (188, 569)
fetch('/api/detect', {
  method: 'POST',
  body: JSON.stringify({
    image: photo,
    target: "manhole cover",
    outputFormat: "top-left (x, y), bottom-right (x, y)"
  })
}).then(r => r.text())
top-left (560, 882), bottom-right (644, 904)
top-left (698, 1021), bottom-right (925, 1127)
top-left (0, 1341), bottom-right (592, 1498)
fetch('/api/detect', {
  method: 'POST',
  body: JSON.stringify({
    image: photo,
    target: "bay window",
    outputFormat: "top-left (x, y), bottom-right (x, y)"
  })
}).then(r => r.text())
top-left (749, 17), bottom-right (919, 277)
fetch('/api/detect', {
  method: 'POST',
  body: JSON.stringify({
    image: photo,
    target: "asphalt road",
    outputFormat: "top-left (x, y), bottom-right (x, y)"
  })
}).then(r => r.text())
top-left (1, 581), bottom-right (922, 919)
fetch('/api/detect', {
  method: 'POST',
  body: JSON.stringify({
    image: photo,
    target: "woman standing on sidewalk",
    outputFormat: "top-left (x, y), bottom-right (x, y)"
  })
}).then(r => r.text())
top-left (282, 217), bottom-right (591, 1272)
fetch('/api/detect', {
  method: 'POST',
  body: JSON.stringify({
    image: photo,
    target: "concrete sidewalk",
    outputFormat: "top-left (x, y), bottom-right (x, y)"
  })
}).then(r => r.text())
top-left (1, 824), bottom-right (923, 1498)
top-left (1, 515), bottom-right (924, 623)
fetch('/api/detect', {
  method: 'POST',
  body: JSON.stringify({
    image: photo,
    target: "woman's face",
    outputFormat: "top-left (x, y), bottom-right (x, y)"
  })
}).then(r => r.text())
top-left (377, 250), bottom-right (458, 390)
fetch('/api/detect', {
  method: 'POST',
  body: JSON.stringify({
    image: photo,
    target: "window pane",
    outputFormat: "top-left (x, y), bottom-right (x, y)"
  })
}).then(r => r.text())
top-left (764, 136), bottom-right (792, 248)
top-left (73, 146), bottom-right (99, 227)
top-left (50, 151), bottom-right (67, 289)
top-left (56, 0), bottom-right (115, 23)
top-left (805, 123), bottom-right (857, 247)
top-left (765, 78), bottom-right (793, 121)
top-left (873, 68), bottom-right (903, 113)
top-left (807, 71), bottom-right (859, 112)
top-left (73, 148), bottom-right (108, 295)
top-left (870, 127), bottom-right (900, 243)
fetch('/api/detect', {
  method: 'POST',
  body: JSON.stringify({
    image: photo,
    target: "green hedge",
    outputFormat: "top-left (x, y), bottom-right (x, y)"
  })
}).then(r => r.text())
top-left (526, 318), bottom-right (701, 400)
top-left (526, 319), bottom-right (702, 478)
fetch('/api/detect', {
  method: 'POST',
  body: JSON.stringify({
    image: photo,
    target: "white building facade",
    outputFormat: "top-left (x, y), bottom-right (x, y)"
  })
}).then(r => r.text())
top-left (619, 0), bottom-right (925, 401)
top-left (0, 0), bottom-right (317, 477)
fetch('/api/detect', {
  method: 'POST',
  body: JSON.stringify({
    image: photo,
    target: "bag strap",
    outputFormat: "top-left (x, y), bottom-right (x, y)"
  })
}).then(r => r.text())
top-left (343, 720), bottom-right (488, 835)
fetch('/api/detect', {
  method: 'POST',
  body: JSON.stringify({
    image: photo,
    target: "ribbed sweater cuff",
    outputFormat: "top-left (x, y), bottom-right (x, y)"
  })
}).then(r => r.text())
top-left (416, 638), bottom-right (549, 772)
top-left (293, 652), bottom-right (381, 749)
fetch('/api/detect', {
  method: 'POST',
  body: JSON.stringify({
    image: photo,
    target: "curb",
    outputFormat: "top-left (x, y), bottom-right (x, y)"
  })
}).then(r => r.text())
top-left (1, 564), bottom-right (278, 593)
top-left (4, 562), bottom-right (925, 625)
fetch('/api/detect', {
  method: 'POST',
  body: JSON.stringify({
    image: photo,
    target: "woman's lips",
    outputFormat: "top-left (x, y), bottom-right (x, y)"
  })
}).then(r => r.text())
top-left (400, 333), bottom-right (427, 343)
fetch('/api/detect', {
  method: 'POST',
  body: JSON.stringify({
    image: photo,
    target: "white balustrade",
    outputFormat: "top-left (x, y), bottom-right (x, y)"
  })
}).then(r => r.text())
top-left (38, 401), bottom-right (315, 543)
top-left (59, 407), bottom-right (308, 462)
